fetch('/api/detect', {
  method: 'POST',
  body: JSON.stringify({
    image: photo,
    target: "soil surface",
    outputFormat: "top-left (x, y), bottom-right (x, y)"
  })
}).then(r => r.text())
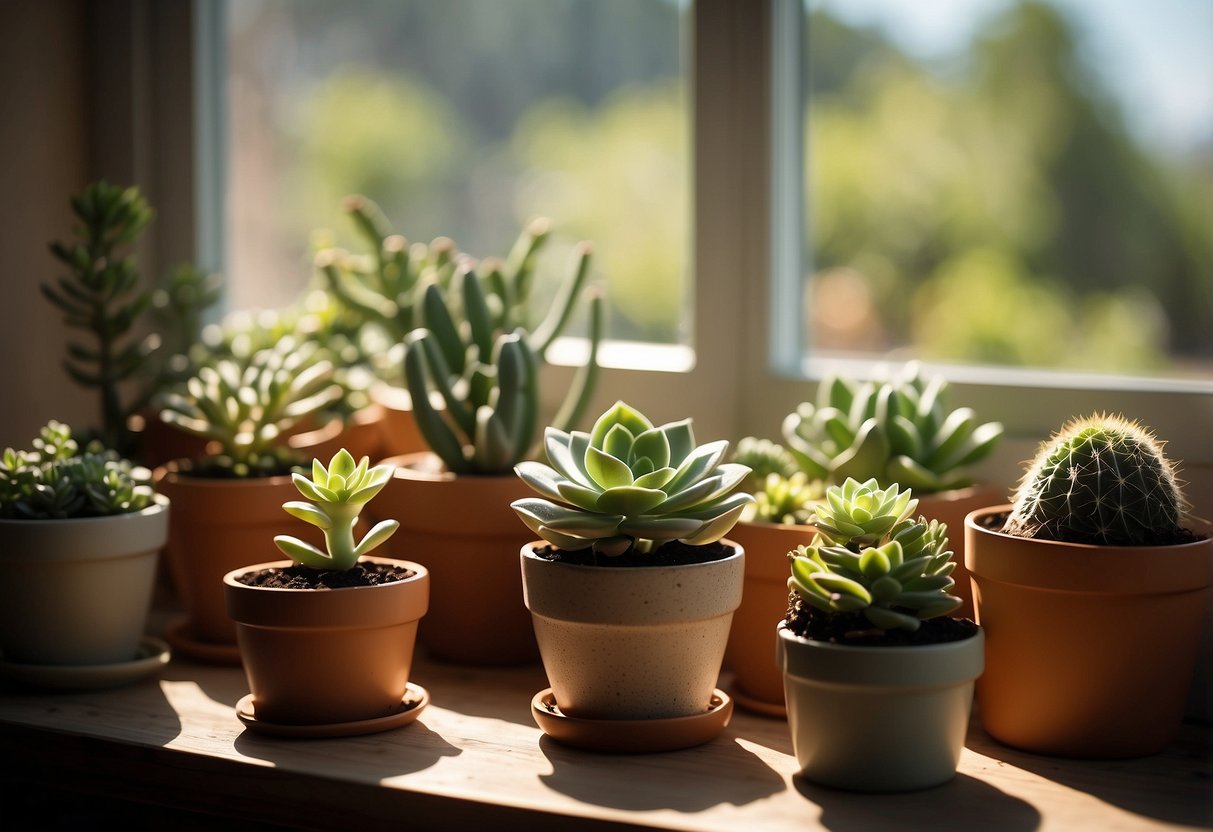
top-left (236, 561), bottom-right (416, 589)
top-left (533, 539), bottom-right (735, 567)
top-left (979, 509), bottom-right (1207, 546)
top-left (784, 594), bottom-right (979, 647)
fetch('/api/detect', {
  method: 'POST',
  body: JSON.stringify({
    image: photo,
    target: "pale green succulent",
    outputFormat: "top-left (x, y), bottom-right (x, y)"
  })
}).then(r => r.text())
top-left (0, 421), bottom-right (156, 520)
top-left (748, 471), bottom-right (822, 525)
top-left (159, 337), bottom-right (344, 477)
top-left (732, 436), bottom-right (799, 492)
top-left (273, 449), bottom-right (400, 571)
top-left (788, 478), bottom-right (960, 632)
top-left (783, 362), bottom-right (1003, 494)
top-left (512, 401), bottom-right (754, 557)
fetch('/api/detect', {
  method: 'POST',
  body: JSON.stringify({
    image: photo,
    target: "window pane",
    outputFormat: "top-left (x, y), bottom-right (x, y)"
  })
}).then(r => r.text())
top-left (803, 0), bottom-right (1213, 381)
top-left (226, 0), bottom-right (689, 345)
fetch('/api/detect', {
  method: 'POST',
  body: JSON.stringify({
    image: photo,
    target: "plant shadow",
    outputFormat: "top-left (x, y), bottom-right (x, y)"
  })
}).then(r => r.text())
top-left (536, 733), bottom-right (786, 812)
top-left (793, 772), bottom-right (1042, 832)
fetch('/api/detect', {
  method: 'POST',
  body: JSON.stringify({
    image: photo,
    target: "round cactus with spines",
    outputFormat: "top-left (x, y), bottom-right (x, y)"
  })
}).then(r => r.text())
top-left (1003, 414), bottom-right (1187, 546)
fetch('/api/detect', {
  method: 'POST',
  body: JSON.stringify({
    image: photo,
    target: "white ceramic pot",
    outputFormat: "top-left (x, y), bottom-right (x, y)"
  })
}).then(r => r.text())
top-left (778, 621), bottom-right (984, 792)
top-left (0, 497), bottom-right (169, 665)
top-left (520, 541), bottom-right (744, 720)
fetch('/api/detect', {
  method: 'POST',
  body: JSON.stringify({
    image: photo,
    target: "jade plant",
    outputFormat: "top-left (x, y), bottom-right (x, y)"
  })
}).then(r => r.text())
top-left (1002, 413), bottom-right (1189, 546)
top-left (44, 181), bottom-right (220, 455)
top-left (158, 337), bottom-right (344, 477)
top-left (511, 401), bottom-right (755, 558)
top-left (0, 421), bottom-right (156, 519)
top-left (787, 477), bottom-right (961, 633)
top-left (781, 362), bottom-right (1003, 494)
top-left (405, 256), bottom-right (602, 474)
top-left (272, 449), bottom-right (400, 571)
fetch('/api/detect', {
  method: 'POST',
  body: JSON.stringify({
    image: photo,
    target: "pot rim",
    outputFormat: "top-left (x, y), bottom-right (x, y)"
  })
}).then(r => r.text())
top-left (0, 493), bottom-right (169, 528)
top-left (520, 538), bottom-right (743, 575)
top-left (223, 555), bottom-right (429, 591)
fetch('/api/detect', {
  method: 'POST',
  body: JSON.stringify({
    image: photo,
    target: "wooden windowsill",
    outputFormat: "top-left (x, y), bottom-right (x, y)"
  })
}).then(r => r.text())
top-left (0, 621), bottom-right (1209, 831)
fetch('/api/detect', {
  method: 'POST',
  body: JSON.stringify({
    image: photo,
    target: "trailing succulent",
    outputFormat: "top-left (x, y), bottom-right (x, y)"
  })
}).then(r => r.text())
top-left (273, 449), bottom-right (400, 571)
top-left (787, 478), bottom-right (961, 633)
top-left (1003, 413), bottom-right (1189, 546)
top-left (512, 401), bottom-right (754, 558)
top-left (0, 421), bottom-right (156, 520)
top-left (405, 256), bottom-right (601, 475)
top-left (782, 362), bottom-right (1003, 494)
top-left (159, 337), bottom-right (344, 477)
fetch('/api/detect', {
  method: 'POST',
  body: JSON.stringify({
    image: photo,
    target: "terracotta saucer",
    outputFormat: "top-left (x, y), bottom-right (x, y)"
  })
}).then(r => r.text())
top-left (727, 684), bottom-right (787, 720)
top-left (164, 617), bottom-right (242, 665)
top-left (531, 688), bottom-right (733, 753)
top-left (0, 637), bottom-right (171, 691)
top-left (235, 683), bottom-right (430, 738)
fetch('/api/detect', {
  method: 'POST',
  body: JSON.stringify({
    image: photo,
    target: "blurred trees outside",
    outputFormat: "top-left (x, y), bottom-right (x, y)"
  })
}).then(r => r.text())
top-left (228, 0), bottom-right (1211, 376)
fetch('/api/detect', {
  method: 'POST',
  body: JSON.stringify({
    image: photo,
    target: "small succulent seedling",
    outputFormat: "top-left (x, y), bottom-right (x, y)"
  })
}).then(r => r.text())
top-left (512, 401), bottom-right (754, 557)
top-left (787, 478), bottom-right (960, 632)
top-left (273, 449), bottom-right (400, 571)
top-left (0, 421), bottom-right (156, 520)
top-left (1004, 413), bottom-right (1188, 546)
top-left (782, 362), bottom-right (1003, 494)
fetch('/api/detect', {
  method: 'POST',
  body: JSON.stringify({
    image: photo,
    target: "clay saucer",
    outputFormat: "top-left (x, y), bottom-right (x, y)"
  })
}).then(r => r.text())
top-left (164, 617), bottom-right (242, 665)
top-left (0, 637), bottom-right (171, 691)
top-left (531, 688), bottom-right (733, 753)
top-left (727, 685), bottom-right (787, 720)
top-left (236, 683), bottom-right (430, 738)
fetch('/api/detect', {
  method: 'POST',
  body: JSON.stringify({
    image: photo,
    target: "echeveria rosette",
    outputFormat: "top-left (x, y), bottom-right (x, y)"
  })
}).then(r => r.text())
top-left (273, 449), bottom-right (400, 571)
top-left (512, 401), bottom-right (755, 557)
top-left (787, 478), bottom-right (961, 632)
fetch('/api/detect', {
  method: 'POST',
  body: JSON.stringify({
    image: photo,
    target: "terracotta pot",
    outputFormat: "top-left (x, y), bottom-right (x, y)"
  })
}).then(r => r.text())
top-left (287, 404), bottom-right (387, 464)
top-left (778, 621), bottom-right (983, 792)
top-left (224, 556), bottom-right (429, 725)
top-left (155, 465), bottom-right (301, 651)
top-left (520, 541), bottom-right (745, 720)
top-left (965, 506), bottom-right (1213, 758)
top-left (0, 498), bottom-right (168, 665)
top-left (722, 520), bottom-right (816, 714)
top-left (369, 452), bottom-right (538, 665)
top-left (917, 485), bottom-right (1002, 621)
top-left (370, 383), bottom-right (430, 458)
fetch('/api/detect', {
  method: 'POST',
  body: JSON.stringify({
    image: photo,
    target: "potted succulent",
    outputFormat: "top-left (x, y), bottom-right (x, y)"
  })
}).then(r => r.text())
top-left (965, 413), bottom-right (1213, 759)
top-left (782, 362), bottom-right (1004, 617)
top-left (721, 438), bottom-right (822, 716)
top-left (154, 337), bottom-right (345, 663)
top-left (368, 255), bottom-right (602, 666)
top-left (223, 449), bottom-right (429, 736)
top-left (511, 401), bottom-right (754, 752)
top-left (0, 421), bottom-right (170, 686)
top-left (777, 477), bottom-right (982, 792)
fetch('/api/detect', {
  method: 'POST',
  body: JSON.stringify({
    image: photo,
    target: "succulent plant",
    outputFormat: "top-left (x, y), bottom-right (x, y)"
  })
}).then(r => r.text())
top-left (732, 436), bottom-right (799, 491)
top-left (158, 337), bottom-right (344, 477)
top-left (0, 421), bottom-right (156, 520)
top-left (782, 362), bottom-right (1003, 494)
top-left (748, 472), bottom-right (823, 525)
top-left (272, 449), bottom-right (400, 571)
top-left (512, 401), bottom-right (755, 557)
top-left (405, 256), bottom-right (602, 475)
top-left (787, 478), bottom-right (961, 632)
top-left (1003, 413), bottom-right (1188, 546)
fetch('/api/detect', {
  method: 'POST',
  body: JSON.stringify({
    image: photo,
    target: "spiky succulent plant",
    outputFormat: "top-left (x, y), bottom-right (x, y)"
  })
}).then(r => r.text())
top-left (0, 421), bottom-right (156, 520)
top-left (159, 338), bottom-right (344, 477)
top-left (405, 258), bottom-right (602, 475)
top-left (782, 362), bottom-right (1003, 494)
top-left (748, 472), bottom-right (822, 525)
top-left (1003, 414), bottom-right (1188, 546)
top-left (273, 449), bottom-right (400, 571)
top-left (512, 401), bottom-right (754, 557)
top-left (788, 478), bottom-right (960, 632)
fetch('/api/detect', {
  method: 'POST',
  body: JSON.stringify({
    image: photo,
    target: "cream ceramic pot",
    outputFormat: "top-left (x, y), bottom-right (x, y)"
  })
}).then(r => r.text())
top-left (520, 541), bottom-right (744, 720)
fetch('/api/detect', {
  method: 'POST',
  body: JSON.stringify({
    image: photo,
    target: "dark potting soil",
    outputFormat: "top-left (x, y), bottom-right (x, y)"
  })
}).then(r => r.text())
top-left (533, 539), bottom-right (735, 568)
top-left (236, 561), bottom-right (415, 589)
top-left (979, 509), bottom-right (1208, 547)
top-left (783, 594), bottom-right (980, 647)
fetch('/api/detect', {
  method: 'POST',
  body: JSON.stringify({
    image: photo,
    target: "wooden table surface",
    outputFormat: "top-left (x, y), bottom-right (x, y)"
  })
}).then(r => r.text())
top-left (1, 628), bottom-right (1210, 832)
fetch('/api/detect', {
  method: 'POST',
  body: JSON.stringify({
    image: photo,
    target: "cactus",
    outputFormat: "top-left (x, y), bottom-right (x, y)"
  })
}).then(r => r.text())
top-left (782, 362), bottom-right (1003, 494)
top-left (787, 478), bottom-right (961, 632)
top-left (405, 257), bottom-right (602, 475)
top-left (1003, 413), bottom-right (1187, 546)
top-left (512, 401), bottom-right (754, 557)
